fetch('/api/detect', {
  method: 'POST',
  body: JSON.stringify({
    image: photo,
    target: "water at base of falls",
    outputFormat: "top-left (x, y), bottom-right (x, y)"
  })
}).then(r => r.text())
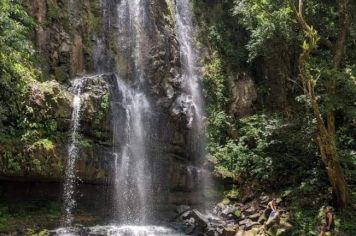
top-left (55, 225), bottom-right (183, 236)
top-left (90, 225), bottom-right (183, 236)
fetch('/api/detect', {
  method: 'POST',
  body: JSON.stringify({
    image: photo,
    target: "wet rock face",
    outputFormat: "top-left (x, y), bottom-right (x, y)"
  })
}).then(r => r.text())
top-left (229, 73), bottom-right (257, 118)
top-left (23, 0), bottom-right (47, 47)
top-left (23, 0), bottom-right (70, 79)
top-left (28, 81), bottom-right (73, 120)
top-left (146, 0), bottom-right (181, 98)
top-left (17, 0), bottom-right (203, 205)
top-left (75, 75), bottom-right (112, 183)
top-left (1, 75), bottom-right (111, 182)
top-left (71, 34), bottom-right (85, 75)
top-left (23, 0), bottom-right (103, 79)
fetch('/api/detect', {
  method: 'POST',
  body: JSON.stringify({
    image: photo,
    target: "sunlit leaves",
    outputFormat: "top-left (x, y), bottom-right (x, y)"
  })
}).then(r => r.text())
top-left (0, 0), bottom-right (37, 131)
top-left (233, 0), bottom-right (294, 61)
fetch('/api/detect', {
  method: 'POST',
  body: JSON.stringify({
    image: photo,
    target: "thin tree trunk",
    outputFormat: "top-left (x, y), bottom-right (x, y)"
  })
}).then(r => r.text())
top-left (294, 0), bottom-right (349, 209)
top-left (317, 135), bottom-right (348, 208)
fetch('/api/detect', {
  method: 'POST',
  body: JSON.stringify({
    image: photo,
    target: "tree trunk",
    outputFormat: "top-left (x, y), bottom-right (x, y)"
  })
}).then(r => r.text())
top-left (317, 134), bottom-right (348, 209)
top-left (294, 0), bottom-right (349, 210)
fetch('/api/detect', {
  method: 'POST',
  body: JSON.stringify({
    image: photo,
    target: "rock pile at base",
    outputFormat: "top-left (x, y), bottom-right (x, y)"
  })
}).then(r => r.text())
top-left (171, 195), bottom-right (293, 236)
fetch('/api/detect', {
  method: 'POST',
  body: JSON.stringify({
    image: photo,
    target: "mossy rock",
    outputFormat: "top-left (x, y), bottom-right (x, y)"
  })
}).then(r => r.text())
top-left (266, 226), bottom-right (278, 236)
top-left (234, 209), bottom-right (242, 218)
top-left (54, 67), bottom-right (69, 82)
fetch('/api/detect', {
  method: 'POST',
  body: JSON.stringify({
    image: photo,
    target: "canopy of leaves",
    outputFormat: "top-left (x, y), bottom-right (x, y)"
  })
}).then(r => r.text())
top-left (233, 0), bottom-right (295, 61)
top-left (0, 0), bottom-right (36, 133)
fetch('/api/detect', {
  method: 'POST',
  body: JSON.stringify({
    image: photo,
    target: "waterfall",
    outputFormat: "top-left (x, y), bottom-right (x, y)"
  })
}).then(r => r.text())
top-left (174, 0), bottom-right (214, 204)
top-left (61, 78), bottom-right (84, 227)
top-left (112, 77), bottom-right (151, 224)
top-left (112, 0), bottom-right (152, 225)
top-left (175, 0), bottom-right (204, 129)
top-left (57, 0), bottom-right (213, 234)
top-left (93, 0), bottom-right (111, 72)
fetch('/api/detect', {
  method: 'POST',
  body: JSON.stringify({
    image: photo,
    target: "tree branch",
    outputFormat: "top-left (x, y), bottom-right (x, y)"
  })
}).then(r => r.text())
top-left (333, 0), bottom-right (350, 69)
top-left (293, 0), bottom-right (333, 49)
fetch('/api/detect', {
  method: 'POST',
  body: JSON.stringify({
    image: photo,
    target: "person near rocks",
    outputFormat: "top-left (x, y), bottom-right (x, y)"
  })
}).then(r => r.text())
top-left (319, 206), bottom-right (334, 236)
top-left (264, 199), bottom-right (279, 230)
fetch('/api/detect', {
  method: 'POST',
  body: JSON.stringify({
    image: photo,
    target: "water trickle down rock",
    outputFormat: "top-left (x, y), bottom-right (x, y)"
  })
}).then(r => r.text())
top-left (61, 77), bottom-right (85, 227)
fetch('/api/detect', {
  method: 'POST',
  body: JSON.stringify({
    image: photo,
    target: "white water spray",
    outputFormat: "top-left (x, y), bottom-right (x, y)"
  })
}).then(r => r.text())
top-left (89, 225), bottom-right (183, 236)
top-left (112, 77), bottom-right (151, 224)
top-left (174, 0), bottom-right (216, 204)
top-left (175, 0), bottom-right (204, 128)
top-left (61, 78), bottom-right (84, 227)
top-left (111, 0), bottom-right (152, 225)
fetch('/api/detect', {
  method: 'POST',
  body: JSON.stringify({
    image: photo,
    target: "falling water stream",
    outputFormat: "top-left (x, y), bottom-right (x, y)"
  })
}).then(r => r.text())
top-left (112, 77), bottom-right (151, 224)
top-left (175, 0), bottom-right (204, 128)
top-left (61, 78), bottom-right (85, 227)
top-left (58, 0), bottom-right (210, 235)
top-left (175, 0), bottom-right (215, 205)
top-left (111, 0), bottom-right (152, 225)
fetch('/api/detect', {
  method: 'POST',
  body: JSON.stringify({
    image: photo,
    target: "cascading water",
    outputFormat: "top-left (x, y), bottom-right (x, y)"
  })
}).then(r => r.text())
top-left (112, 0), bottom-right (152, 225)
top-left (175, 0), bottom-right (204, 129)
top-left (116, 0), bottom-right (148, 82)
top-left (61, 78), bottom-right (85, 227)
top-left (93, 0), bottom-right (111, 72)
top-left (57, 0), bottom-right (214, 234)
top-left (112, 77), bottom-right (151, 224)
top-left (174, 0), bottom-right (215, 204)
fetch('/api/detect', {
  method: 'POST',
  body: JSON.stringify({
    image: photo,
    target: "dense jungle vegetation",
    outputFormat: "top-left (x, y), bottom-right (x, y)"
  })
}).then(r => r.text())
top-left (0, 0), bottom-right (355, 235)
top-left (194, 0), bottom-right (356, 234)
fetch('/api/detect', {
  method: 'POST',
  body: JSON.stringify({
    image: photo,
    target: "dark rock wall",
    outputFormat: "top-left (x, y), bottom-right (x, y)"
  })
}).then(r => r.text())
top-left (0, 0), bottom-right (204, 206)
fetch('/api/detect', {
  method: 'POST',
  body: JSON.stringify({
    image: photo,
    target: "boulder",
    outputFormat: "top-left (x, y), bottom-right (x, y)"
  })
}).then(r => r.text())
top-left (236, 230), bottom-right (257, 236)
top-left (276, 227), bottom-right (293, 236)
top-left (244, 206), bottom-right (257, 215)
top-left (184, 225), bottom-right (196, 234)
top-left (245, 222), bottom-right (260, 231)
top-left (248, 213), bottom-right (260, 221)
top-left (222, 227), bottom-right (237, 236)
top-left (181, 211), bottom-right (192, 220)
top-left (176, 205), bottom-right (191, 215)
top-left (239, 219), bottom-right (259, 230)
top-left (191, 209), bottom-right (209, 228)
top-left (259, 195), bottom-right (270, 204)
top-left (206, 228), bottom-right (219, 236)
top-left (221, 205), bottom-right (237, 218)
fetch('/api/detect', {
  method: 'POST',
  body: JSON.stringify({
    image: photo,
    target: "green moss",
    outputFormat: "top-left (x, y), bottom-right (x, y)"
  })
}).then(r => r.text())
top-left (25, 229), bottom-right (49, 236)
top-left (1, 151), bottom-right (24, 174)
top-left (81, 0), bottom-right (101, 50)
top-left (30, 139), bottom-right (55, 151)
top-left (54, 67), bottom-right (68, 82)
top-left (78, 137), bottom-right (92, 149)
top-left (225, 187), bottom-right (239, 199)
top-left (165, 0), bottom-right (174, 16)
top-left (220, 198), bottom-right (230, 205)
top-left (84, 12), bottom-right (100, 33)
top-left (95, 93), bottom-right (109, 125)
top-left (46, 0), bottom-right (61, 24)
top-left (233, 209), bottom-right (241, 218)
top-left (162, 0), bottom-right (174, 26)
